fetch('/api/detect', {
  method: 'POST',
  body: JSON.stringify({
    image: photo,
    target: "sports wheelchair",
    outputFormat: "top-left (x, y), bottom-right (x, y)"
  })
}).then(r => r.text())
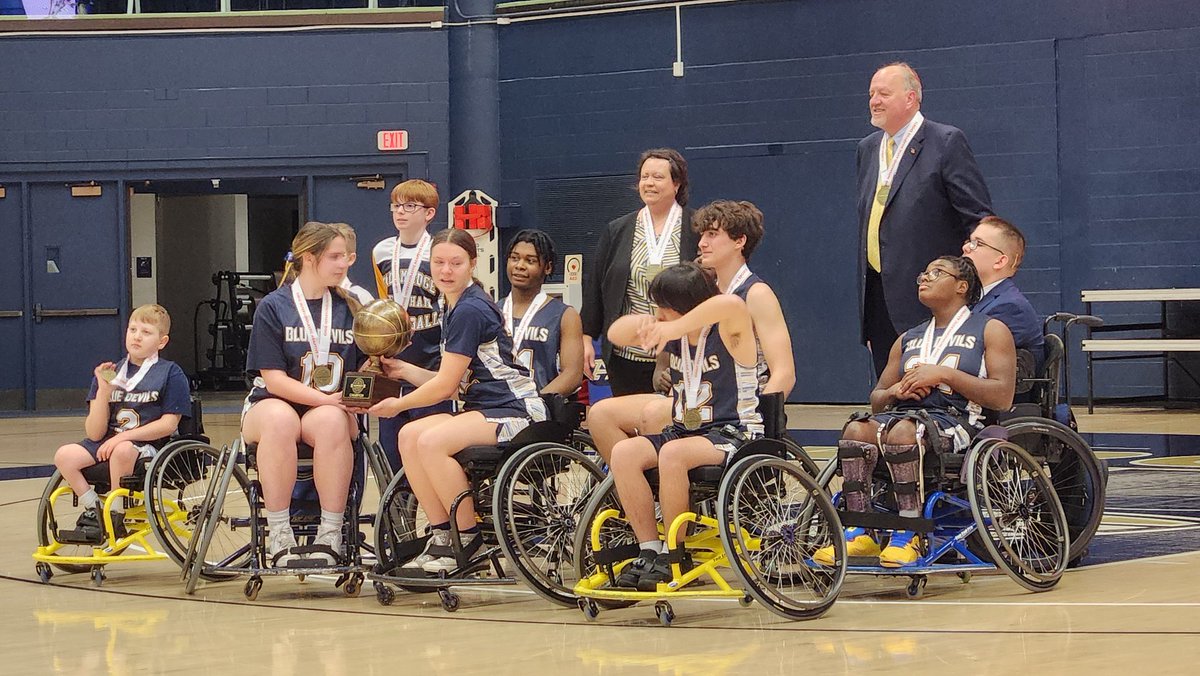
top-left (169, 415), bottom-right (393, 600)
top-left (33, 396), bottom-right (209, 587)
top-left (572, 394), bottom-right (846, 626)
top-left (369, 394), bottom-right (606, 611)
top-left (814, 312), bottom-right (1108, 597)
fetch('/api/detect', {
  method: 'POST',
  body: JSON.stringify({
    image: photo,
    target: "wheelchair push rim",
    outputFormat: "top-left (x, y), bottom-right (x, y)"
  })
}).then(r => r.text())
top-left (718, 454), bottom-right (846, 621)
top-left (493, 441), bottom-right (606, 607)
top-left (966, 439), bottom-right (1070, 592)
top-left (145, 439), bottom-right (254, 581)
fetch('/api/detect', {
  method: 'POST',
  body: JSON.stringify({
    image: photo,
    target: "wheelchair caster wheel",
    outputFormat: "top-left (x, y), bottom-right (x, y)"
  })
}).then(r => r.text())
top-left (739, 594), bottom-right (753, 608)
top-left (344, 574), bottom-right (362, 597)
top-left (439, 589), bottom-right (460, 612)
top-left (958, 571), bottom-right (972, 584)
top-left (90, 567), bottom-right (106, 588)
top-left (654, 601), bottom-right (675, 627)
top-left (905, 576), bottom-right (927, 599)
top-left (35, 562), bottom-right (52, 584)
top-left (578, 598), bottom-right (600, 621)
top-left (375, 582), bottom-right (395, 607)
top-left (244, 577), bottom-right (262, 601)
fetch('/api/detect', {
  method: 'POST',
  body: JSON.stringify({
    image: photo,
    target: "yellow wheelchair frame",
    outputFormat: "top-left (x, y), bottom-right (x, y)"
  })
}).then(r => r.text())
top-left (33, 483), bottom-right (177, 586)
top-left (574, 504), bottom-right (757, 627)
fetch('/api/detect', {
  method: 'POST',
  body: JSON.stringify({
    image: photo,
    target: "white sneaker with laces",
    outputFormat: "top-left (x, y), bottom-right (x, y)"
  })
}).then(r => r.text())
top-left (421, 532), bottom-right (478, 574)
top-left (400, 530), bottom-right (450, 572)
top-left (268, 527), bottom-right (300, 568)
top-left (309, 527), bottom-right (343, 567)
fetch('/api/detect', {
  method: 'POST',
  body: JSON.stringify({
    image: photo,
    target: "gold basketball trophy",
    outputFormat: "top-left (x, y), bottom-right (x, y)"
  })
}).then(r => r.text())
top-left (342, 299), bottom-right (412, 406)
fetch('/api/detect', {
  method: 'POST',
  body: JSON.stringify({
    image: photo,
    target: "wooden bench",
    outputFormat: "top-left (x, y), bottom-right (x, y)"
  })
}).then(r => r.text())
top-left (1081, 289), bottom-right (1200, 412)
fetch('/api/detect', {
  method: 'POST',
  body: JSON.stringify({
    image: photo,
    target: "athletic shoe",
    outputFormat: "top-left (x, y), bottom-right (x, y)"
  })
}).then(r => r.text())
top-left (399, 529), bottom-right (450, 572)
top-left (422, 531), bottom-right (482, 574)
top-left (614, 549), bottom-right (658, 588)
top-left (72, 508), bottom-right (105, 544)
top-left (308, 526), bottom-right (342, 567)
top-left (813, 527), bottom-right (880, 565)
top-left (268, 526), bottom-right (300, 568)
top-left (635, 550), bottom-right (694, 592)
top-left (879, 530), bottom-right (921, 567)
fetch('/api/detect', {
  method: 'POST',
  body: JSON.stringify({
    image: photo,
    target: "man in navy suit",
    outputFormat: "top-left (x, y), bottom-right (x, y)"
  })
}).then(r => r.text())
top-left (858, 63), bottom-right (993, 377)
top-left (964, 216), bottom-right (1045, 369)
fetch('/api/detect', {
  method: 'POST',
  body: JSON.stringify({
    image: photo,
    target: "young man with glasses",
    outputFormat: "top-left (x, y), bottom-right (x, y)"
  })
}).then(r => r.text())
top-left (962, 216), bottom-right (1045, 371)
top-left (369, 179), bottom-right (452, 470)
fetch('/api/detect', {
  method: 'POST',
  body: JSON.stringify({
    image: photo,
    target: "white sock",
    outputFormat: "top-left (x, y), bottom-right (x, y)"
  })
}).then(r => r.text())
top-left (266, 509), bottom-right (291, 537)
top-left (319, 509), bottom-right (343, 537)
top-left (639, 540), bottom-right (663, 554)
top-left (81, 489), bottom-right (100, 510)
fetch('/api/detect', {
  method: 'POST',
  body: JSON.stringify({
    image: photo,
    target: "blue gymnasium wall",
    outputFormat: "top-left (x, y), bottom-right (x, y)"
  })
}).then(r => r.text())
top-left (0, 28), bottom-right (449, 392)
top-left (499, 0), bottom-right (1200, 403)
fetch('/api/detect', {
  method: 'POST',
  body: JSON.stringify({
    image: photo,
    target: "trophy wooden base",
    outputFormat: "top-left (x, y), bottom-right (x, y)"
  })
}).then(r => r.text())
top-left (341, 371), bottom-right (403, 407)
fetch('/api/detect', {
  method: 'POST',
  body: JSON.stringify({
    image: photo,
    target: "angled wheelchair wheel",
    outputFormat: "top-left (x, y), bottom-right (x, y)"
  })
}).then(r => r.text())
top-left (493, 442), bottom-right (606, 606)
top-left (780, 437), bottom-right (822, 479)
top-left (373, 469), bottom-right (426, 580)
top-left (1002, 417), bottom-right (1105, 566)
top-left (570, 430), bottom-right (605, 471)
top-left (966, 440), bottom-right (1069, 592)
top-left (145, 440), bottom-right (253, 580)
top-left (718, 454), bottom-right (845, 620)
top-left (36, 471), bottom-right (94, 574)
top-left (572, 476), bottom-right (637, 610)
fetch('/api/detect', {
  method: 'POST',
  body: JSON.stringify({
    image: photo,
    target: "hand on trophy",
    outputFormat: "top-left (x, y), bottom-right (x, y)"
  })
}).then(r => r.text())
top-left (368, 396), bottom-right (405, 419)
top-left (342, 299), bottom-right (412, 409)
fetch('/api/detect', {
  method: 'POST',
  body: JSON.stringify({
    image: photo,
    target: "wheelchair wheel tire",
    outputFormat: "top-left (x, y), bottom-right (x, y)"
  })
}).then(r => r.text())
top-left (145, 440), bottom-right (253, 580)
top-left (570, 430), bottom-right (606, 472)
top-left (36, 471), bottom-right (94, 574)
top-left (493, 442), bottom-right (606, 607)
top-left (718, 454), bottom-right (846, 621)
top-left (1002, 417), bottom-right (1105, 566)
top-left (965, 440), bottom-right (1069, 592)
top-left (373, 469), bottom-right (433, 591)
top-left (571, 476), bottom-right (637, 610)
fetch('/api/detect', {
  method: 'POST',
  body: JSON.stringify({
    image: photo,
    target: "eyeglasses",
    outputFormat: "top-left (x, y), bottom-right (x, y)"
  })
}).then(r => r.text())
top-left (964, 237), bottom-right (1006, 256)
top-left (916, 268), bottom-right (963, 284)
top-left (390, 202), bottom-right (431, 214)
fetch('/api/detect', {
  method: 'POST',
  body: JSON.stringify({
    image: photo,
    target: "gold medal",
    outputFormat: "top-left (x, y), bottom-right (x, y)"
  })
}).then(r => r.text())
top-left (682, 407), bottom-right (702, 431)
top-left (875, 184), bottom-right (890, 205)
top-left (312, 364), bottom-right (333, 389)
top-left (644, 263), bottom-right (664, 281)
top-left (99, 368), bottom-right (117, 383)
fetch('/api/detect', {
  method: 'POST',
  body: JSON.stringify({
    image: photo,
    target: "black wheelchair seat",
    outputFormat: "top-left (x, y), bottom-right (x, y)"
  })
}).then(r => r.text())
top-left (81, 456), bottom-right (151, 494)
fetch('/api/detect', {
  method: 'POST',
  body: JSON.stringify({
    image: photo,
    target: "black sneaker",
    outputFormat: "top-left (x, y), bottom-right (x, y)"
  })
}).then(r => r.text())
top-left (615, 550), bottom-right (657, 588)
top-left (636, 551), bottom-right (694, 592)
top-left (73, 508), bottom-right (104, 544)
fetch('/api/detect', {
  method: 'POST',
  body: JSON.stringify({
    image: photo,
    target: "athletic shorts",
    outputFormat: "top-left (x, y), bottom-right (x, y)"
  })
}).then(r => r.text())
top-left (870, 408), bottom-right (982, 452)
top-left (78, 437), bottom-right (158, 461)
top-left (643, 425), bottom-right (757, 465)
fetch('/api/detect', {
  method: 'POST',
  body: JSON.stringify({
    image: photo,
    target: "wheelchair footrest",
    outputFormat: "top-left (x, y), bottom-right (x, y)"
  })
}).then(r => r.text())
top-left (57, 529), bottom-right (103, 545)
top-left (838, 511), bottom-right (935, 533)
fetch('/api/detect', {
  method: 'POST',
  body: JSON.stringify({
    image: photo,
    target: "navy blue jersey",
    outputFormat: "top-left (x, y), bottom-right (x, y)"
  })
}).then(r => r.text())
top-left (443, 284), bottom-right (543, 417)
top-left (86, 358), bottom-right (191, 439)
top-left (898, 310), bottom-right (991, 424)
top-left (730, 271), bottom-right (770, 390)
top-left (372, 235), bottom-right (443, 379)
top-left (504, 294), bottom-right (570, 392)
top-left (245, 284), bottom-right (363, 404)
top-left (663, 324), bottom-right (763, 436)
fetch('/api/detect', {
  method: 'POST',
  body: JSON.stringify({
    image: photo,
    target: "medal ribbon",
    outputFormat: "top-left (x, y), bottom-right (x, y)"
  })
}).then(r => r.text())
top-left (724, 265), bottom-right (753, 295)
top-left (290, 282), bottom-right (333, 374)
top-left (503, 291), bottom-right (550, 355)
top-left (639, 202), bottom-right (683, 266)
top-left (109, 353), bottom-right (159, 391)
top-left (877, 111), bottom-right (924, 191)
top-left (918, 305), bottom-right (971, 366)
top-left (679, 326), bottom-right (711, 409)
top-left (391, 231), bottom-right (432, 308)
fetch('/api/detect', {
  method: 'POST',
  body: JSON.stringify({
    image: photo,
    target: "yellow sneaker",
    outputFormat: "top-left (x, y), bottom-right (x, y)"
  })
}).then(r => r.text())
top-left (879, 531), bottom-right (921, 567)
top-left (813, 527), bottom-right (879, 565)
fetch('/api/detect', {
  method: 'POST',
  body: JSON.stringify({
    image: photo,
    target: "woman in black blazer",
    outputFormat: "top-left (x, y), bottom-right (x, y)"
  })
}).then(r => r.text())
top-left (582, 148), bottom-right (699, 396)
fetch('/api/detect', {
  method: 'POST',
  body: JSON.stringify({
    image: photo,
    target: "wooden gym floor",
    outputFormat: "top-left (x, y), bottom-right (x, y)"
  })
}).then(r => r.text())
top-left (1, 400), bottom-right (1198, 674)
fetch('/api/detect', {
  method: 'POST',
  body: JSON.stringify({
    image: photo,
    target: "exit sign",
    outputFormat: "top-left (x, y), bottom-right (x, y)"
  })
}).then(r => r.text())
top-left (377, 130), bottom-right (409, 151)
